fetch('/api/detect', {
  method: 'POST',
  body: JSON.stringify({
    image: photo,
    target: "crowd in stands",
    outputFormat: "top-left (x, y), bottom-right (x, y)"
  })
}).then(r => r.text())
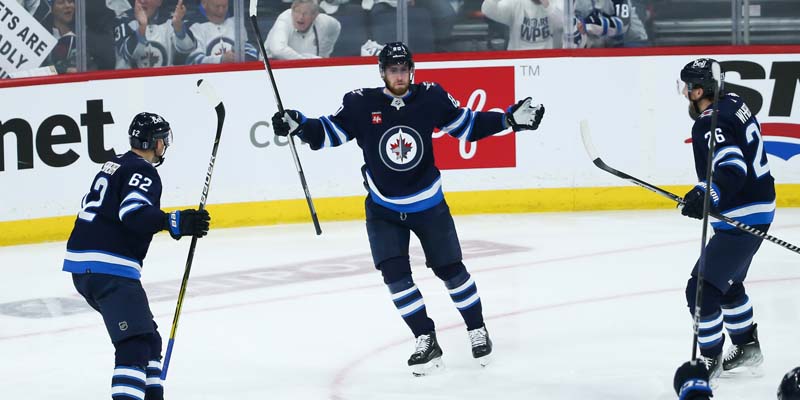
top-left (6, 0), bottom-right (798, 77)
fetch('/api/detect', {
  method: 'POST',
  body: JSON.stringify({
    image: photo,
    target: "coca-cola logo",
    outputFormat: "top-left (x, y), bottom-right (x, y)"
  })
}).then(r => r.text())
top-left (415, 66), bottom-right (516, 170)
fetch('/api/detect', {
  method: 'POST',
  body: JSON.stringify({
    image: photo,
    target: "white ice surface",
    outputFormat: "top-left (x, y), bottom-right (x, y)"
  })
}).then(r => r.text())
top-left (2, 209), bottom-right (799, 400)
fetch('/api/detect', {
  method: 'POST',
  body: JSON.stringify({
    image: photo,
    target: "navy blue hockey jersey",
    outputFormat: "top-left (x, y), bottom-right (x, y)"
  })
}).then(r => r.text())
top-left (295, 82), bottom-right (507, 213)
top-left (690, 93), bottom-right (776, 230)
top-left (63, 151), bottom-right (166, 279)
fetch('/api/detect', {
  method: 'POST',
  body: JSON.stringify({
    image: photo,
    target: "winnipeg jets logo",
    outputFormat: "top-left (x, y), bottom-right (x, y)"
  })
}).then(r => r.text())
top-left (422, 82), bottom-right (436, 91)
top-left (390, 135), bottom-right (413, 161)
top-left (379, 125), bottom-right (424, 171)
top-left (351, 89), bottom-right (364, 96)
top-left (134, 41), bottom-right (168, 68)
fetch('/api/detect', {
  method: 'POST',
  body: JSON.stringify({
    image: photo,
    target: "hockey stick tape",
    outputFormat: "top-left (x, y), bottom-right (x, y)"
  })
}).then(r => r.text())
top-left (249, 0), bottom-right (257, 16)
top-left (711, 62), bottom-right (722, 88)
top-left (196, 79), bottom-right (222, 108)
top-left (579, 119), bottom-right (599, 160)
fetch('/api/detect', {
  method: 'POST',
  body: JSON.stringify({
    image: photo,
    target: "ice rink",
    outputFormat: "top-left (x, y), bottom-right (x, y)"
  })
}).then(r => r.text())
top-left (2, 209), bottom-right (799, 400)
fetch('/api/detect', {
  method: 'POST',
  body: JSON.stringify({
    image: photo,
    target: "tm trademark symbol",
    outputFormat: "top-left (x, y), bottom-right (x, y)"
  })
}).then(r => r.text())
top-left (519, 65), bottom-right (540, 77)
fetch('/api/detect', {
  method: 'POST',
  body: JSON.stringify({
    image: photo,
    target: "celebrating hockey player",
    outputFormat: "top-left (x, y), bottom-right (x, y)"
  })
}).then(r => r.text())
top-left (678, 58), bottom-right (774, 382)
top-left (62, 112), bottom-right (211, 400)
top-left (271, 42), bottom-right (545, 376)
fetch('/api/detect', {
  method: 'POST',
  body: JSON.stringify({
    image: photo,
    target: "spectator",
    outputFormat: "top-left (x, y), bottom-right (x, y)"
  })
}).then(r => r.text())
top-left (187, 0), bottom-right (259, 64)
top-left (481, 0), bottom-right (563, 50)
top-left (571, 0), bottom-right (646, 48)
top-left (44, 0), bottom-right (77, 73)
top-left (572, 0), bottom-right (624, 48)
top-left (114, 0), bottom-right (197, 68)
top-left (265, 0), bottom-right (341, 59)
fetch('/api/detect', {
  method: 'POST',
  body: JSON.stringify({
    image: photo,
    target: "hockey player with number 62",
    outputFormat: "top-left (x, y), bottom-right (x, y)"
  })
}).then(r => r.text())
top-left (62, 112), bottom-right (211, 400)
top-left (271, 42), bottom-right (545, 376)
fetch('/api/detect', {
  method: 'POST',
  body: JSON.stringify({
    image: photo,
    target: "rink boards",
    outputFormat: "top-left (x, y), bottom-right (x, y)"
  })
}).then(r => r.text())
top-left (1, 46), bottom-right (799, 245)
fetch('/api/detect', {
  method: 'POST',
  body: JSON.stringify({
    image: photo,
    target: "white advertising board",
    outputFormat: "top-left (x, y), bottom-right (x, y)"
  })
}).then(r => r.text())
top-left (1, 51), bottom-right (798, 222)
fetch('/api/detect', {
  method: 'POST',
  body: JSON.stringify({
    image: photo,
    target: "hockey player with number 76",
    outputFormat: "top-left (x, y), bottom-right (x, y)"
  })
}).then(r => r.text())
top-left (271, 41), bottom-right (545, 376)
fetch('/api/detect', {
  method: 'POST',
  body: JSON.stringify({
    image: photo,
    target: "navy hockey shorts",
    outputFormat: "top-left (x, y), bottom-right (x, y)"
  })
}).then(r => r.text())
top-left (365, 196), bottom-right (463, 269)
top-left (691, 224), bottom-right (769, 293)
top-left (72, 273), bottom-right (156, 343)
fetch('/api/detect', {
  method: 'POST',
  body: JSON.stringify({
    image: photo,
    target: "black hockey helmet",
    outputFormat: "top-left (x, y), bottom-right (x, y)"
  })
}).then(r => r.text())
top-left (129, 112), bottom-right (172, 151)
top-left (778, 367), bottom-right (800, 400)
top-left (378, 42), bottom-right (414, 71)
top-left (680, 58), bottom-right (724, 98)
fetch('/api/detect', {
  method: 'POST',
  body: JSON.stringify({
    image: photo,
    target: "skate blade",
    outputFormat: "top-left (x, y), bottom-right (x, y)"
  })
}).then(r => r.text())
top-left (476, 354), bottom-right (492, 367)
top-left (725, 363), bottom-right (765, 378)
top-left (411, 357), bottom-right (445, 377)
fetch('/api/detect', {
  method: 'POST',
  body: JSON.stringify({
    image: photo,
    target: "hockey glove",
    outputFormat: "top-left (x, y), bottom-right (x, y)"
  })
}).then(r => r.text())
top-left (679, 183), bottom-right (720, 220)
top-left (673, 360), bottom-right (713, 400)
top-left (506, 98), bottom-right (545, 131)
top-left (165, 209), bottom-right (210, 240)
top-left (271, 110), bottom-right (306, 137)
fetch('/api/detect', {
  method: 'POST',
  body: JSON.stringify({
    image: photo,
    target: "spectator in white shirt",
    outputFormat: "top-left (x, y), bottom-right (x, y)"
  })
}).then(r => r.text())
top-left (481, 0), bottom-right (563, 50)
top-left (265, 0), bottom-right (341, 59)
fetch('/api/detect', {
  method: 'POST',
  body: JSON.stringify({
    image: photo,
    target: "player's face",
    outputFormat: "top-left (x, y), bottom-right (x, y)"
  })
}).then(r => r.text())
top-left (291, 3), bottom-right (318, 33)
top-left (383, 64), bottom-right (411, 96)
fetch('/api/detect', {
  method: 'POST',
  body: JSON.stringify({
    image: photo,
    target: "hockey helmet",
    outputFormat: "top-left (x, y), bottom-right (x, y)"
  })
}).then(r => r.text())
top-left (680, 58), bottom-right (724, 98)
top-left (378, 42), bottom-right (414, 71)
top-left (779, 367), bottom-right (800, 400)
top-left (129, 112), bottom-right (172, 151)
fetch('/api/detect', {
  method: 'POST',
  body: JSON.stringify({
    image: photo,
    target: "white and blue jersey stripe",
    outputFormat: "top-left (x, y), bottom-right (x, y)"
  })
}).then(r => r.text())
top-left (63, 249), bottom-right (143, 279)
top-left (365, 171), bottom-right (444, 213)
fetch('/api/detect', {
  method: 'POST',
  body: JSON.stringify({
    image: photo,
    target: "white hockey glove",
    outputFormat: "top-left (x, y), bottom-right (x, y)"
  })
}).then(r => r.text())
top-left (271, 110), bottom-right (306, 137)
top-left (505, 97), bottom-right (545, 131)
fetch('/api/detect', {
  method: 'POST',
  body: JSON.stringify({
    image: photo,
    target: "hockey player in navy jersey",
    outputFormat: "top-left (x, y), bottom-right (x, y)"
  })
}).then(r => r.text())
top-left (63, 112), bottom-right (210, 400)
top-left (678, 58), bottom-right (774, 382)
top-left (271, 42), bottom-right (545, 376)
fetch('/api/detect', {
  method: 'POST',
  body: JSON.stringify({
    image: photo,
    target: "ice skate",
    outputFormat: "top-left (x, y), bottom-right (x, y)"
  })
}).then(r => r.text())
top-left (723, 325), bottom-right (764, 376)
top-left (408, 332), bottom-right (444, 377)
top-left (468, 325), bottom-right (492, 367)
top-left (701, 352), bottom-right (723, 389)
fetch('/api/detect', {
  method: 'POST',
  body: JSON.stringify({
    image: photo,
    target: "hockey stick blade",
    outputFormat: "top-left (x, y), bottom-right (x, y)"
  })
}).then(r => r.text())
top-left (580, 119), bottom-right (682, 203)
top-left (579, 120), bottom-right (800, 255)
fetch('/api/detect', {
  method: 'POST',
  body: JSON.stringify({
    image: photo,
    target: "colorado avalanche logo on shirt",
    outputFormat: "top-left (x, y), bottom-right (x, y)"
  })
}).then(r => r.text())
top-left (379, 125), bottom-right (424, 172)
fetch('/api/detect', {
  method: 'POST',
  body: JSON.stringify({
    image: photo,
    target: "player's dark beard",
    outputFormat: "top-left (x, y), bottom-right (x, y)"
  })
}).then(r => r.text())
top-left (688, 101), bottom-right (701, 121)
top-left (384, 78), bottom-right (408, 96)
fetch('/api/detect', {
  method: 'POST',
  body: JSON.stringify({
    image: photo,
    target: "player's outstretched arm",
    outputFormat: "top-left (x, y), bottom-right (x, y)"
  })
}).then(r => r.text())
top-left (164, 209), bottom-right (211, 240)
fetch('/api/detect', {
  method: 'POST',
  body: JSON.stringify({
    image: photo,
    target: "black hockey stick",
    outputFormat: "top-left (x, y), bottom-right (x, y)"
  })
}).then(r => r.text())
top-left (579, 120), bottom-right (800, 256)
top-left (161, 79), bottom-right (225, 380)
top-left (690, 61), bottom-right (722, 361)
top-left (247, 2), bottom-right (322, 236)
